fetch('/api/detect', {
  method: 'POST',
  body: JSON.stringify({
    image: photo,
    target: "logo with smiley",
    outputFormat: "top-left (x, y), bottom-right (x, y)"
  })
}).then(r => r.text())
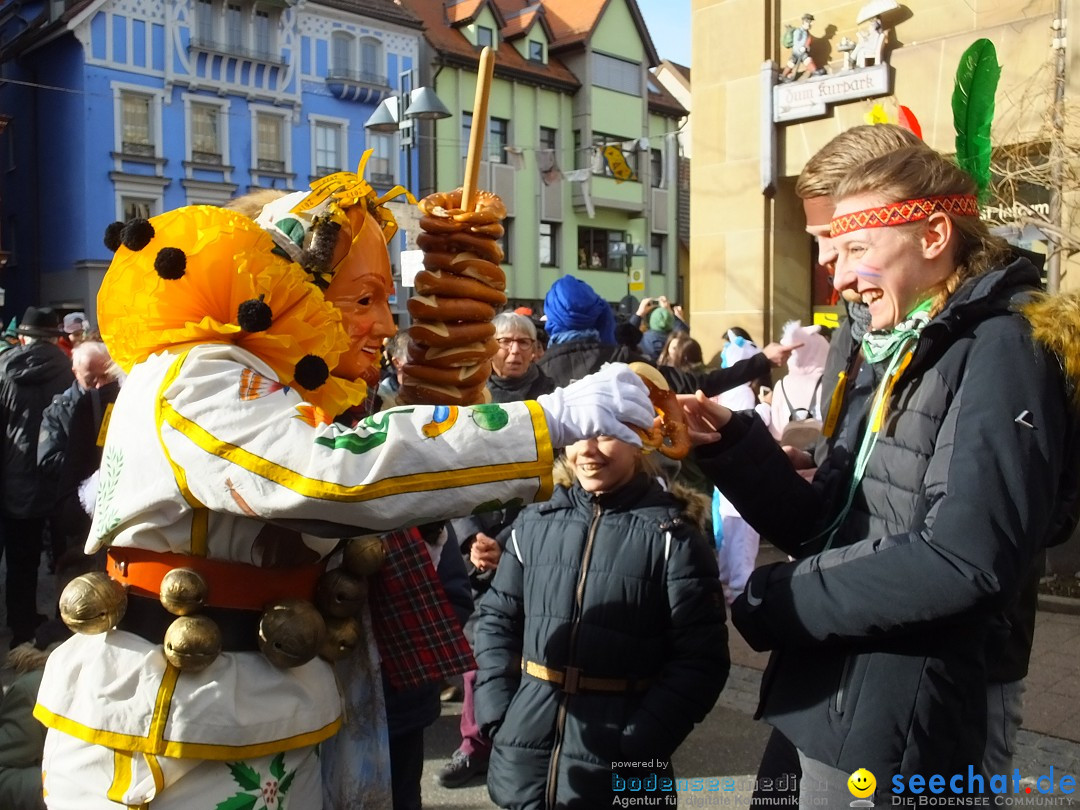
top-left (848, 768), bottom-right (876, 806)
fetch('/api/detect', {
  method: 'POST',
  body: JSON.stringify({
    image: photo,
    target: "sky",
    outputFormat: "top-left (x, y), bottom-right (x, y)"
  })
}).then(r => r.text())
top-left (636, 0), bottom-right (692, 65)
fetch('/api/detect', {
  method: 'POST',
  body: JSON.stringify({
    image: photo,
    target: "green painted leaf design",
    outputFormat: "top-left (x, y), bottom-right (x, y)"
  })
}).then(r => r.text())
top-left (93, 445), bottom-right (124, 541)
top-left (215, 792), bottom-right (258, 810)
top-left (227, 762), bottom-right (261, 791)
top-left (279, 769), bottom-right (296, 796)
top-left (470, 403), bottom-right (510, 431)
top-left (269, 752), bottom-right (286, 780)
top-left (315, 412), bottom-right (391, 454)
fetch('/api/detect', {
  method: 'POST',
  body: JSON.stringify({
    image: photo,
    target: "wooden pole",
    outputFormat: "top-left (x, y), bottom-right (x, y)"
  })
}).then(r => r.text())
top-left (461, 46), bottom-right (496, 213)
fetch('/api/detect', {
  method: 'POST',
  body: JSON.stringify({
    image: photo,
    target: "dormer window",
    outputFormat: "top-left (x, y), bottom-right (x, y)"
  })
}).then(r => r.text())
top-left (476, 26), bottom-right (494, 49)
top-left (529, 40), bottom-right (544, 62)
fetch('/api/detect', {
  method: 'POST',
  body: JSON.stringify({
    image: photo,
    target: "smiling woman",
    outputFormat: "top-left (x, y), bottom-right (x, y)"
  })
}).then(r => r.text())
top-left (683, 143), bottom-right (1080, 804)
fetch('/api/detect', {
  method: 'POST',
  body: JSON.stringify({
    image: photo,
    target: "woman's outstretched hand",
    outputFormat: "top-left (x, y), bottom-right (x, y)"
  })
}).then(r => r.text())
top-left (676, 391), bottom-right (731, 446)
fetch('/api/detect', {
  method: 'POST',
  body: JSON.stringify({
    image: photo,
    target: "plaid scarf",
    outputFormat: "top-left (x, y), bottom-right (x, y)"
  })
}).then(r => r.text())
top-left (369, 527), bottom-right (475, 691)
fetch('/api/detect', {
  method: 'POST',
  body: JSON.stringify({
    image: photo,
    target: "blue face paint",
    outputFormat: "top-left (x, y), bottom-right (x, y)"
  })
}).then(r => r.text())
top-left (855, 265), bottom-right (884, 280)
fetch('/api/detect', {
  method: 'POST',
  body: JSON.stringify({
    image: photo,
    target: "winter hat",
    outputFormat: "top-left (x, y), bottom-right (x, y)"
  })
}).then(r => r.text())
top-left (63, 311), bottom-right (91, 335)
top-left (17, 306), bottom-right (64, 338)
top-left (649, 307), bottom-right (675, 333)
top-left (543, 276), bottom-right (616, 344)
top-left (780, 320), bottom-right (830, 375)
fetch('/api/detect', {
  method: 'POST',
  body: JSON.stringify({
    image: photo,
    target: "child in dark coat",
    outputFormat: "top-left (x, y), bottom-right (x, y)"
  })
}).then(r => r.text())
top-left (474, 439), bottom-right (729, 809)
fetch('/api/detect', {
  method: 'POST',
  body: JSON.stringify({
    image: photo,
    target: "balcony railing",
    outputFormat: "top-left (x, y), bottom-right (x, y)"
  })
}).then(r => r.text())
top-left (325, 66), bottom-right (388, 86)
top-left (189, 37), bottom-right (284, 65)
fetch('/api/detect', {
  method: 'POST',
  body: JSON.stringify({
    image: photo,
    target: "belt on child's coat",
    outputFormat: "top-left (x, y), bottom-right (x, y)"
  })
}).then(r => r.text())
top-left (522, 659), bottom-right (655, 695)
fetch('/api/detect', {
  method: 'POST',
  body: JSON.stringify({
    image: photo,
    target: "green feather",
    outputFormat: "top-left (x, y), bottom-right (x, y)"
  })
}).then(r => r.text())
top-left (952, 38), bottom-right (1001, 201)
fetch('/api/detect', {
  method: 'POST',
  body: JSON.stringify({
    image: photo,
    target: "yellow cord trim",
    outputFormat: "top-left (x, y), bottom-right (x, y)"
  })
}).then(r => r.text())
top-left (870, 351), bottom-right (913, 433)
top-left (823, 370), bottom-right (846, 439)
top-left (33, 704), bottom-right (342, 760)
top-left (160, 402), bottom-right (555, 503)
top-left (146, 753), bottom-right (163, 795)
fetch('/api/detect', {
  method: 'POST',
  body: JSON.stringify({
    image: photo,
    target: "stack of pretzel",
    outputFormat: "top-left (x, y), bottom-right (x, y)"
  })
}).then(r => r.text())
top-left (399, 188), bottom-right (508, 406)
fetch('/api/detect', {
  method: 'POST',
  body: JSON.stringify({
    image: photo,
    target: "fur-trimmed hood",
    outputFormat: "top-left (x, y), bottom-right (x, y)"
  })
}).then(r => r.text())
top-left (1022, 291), bottom-right (1080, 407)
top-left (552, 456), bottom-right (710, 534)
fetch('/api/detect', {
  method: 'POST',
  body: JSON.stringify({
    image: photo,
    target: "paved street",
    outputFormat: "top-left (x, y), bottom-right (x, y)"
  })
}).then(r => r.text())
top-left (4, 545), bottom-right (1079, 808)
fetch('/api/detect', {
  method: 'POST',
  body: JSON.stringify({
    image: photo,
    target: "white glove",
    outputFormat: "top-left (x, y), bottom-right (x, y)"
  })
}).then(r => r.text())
top-left (536, 363), bottom-right (654, 449)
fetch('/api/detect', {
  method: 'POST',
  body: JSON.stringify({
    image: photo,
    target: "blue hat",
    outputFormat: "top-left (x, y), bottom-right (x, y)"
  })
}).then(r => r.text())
top-left (543, 276), bottom-right (616, 344)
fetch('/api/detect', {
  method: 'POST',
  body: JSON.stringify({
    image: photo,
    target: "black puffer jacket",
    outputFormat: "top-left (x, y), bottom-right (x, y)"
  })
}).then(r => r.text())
top-left (0, 342), bottom-right (74, 518)
top-left (473, 473), bottom-right (729, 809)
top-left (698, 259), bottom-right (1080, 779)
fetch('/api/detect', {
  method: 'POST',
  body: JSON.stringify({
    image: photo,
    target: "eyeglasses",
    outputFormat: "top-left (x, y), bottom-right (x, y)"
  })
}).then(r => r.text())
top-left (496, 337), bottom-right (534, 350)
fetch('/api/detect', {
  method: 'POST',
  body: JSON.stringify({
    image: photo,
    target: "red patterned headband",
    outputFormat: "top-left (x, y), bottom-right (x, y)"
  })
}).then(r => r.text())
top-left (830, 194), bottom-right (980, 237)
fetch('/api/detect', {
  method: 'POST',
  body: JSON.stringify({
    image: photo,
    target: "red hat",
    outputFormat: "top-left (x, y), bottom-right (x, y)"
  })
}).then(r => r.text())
top-left (514, 306), bottom-right (533, 316)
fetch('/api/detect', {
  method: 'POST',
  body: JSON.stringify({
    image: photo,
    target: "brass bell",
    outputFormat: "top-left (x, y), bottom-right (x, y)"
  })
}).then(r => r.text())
top-left (59, 572), bottom-right (127, 635)
top-left (341, 536), bottom-right (386, 578)
top-left (258, 599), bottom-right (326, 669)
top-left (163, 615), bottom-right (222, 672)
top-left (315, 569), bottom-right (368, 618)
top-left (159, 568), bottom-right (209, 616)
top-left (318, 616), bottom-right (363, 662)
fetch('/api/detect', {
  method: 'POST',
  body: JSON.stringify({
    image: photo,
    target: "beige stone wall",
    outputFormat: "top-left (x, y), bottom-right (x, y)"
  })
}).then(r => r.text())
top-left (691, 0), bottom-right (1080, 355)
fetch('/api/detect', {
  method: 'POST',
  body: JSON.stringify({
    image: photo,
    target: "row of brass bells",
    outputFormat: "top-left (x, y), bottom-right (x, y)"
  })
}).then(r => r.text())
top-left (159, 568), bottom-right (220, 672)
top-left (59, 572), bottom-right (127, 635)
top-left (259, 599), bottom-right (326, 668)
top-left (308, 537), bottom-right (386, 662)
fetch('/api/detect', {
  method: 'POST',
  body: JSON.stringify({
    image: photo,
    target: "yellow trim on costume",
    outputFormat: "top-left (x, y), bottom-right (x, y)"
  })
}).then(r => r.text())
top-left (146, 753), bottom-right (163, 795)
top-left (148, 663), bottom-right (180, 751)
top-left (525, 400), bottom-right (555, 502)
top-left (155, 353), bottom-right (210, 555)
top-left (107, 749), bottom-right (133, 803)
top-left (34, 703), bottom-right (342, 760)
top-left (159, 402), bottom-right (554, 502)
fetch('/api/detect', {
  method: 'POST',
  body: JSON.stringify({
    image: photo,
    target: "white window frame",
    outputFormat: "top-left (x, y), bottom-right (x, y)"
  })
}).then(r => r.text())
top-left (250, 104), bottom-right (291, 175)
top-left (113, 176), bottom-right (163, 222)
top-left (112, 81), bottom-right (164, 158)
top-left (252, 5), bottom-right (276, 58)
top-left (225, 1), bottom-right (245, 52)
top-left (309, 114), bottom-right (348, 176)
top-left (331, 31), bottom-right (355, 76)
top-left (183, 93), bottom-right (230, 165)
top-left (358, 36), bottom-right (383, 82)
top-left (366, 132), bottom-right (395, 185)
top-left (194, 0), bottom-right (215, 45)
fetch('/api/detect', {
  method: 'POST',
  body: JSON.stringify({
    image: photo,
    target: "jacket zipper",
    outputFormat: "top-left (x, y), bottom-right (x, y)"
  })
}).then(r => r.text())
top-left (544, 500), bottom-right (603, 809)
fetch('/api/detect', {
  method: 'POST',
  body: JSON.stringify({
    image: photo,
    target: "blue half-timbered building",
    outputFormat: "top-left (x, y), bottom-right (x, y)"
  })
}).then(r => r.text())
top-left (0, 0), bottom-right (421, 317)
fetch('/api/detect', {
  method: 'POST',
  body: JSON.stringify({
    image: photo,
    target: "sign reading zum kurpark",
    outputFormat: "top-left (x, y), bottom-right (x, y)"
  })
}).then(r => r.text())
top-left (774, 63), bottom-right (891, 122)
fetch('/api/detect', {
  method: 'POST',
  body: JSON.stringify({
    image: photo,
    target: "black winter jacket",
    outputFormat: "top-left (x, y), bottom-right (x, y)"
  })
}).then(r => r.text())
top-left (474, 474), bottom-right (729, 809)
top-left (0, 342), bottom-right (74, 518)
top-left (698, 260), bottom-right (1080, 780)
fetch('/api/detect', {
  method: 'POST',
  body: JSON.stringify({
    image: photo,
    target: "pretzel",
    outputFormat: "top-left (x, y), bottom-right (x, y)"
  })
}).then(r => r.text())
top-left (406, 294), bottom-right (496, 323)
top-left (628, 362), bottom-right (690, 460)
top-left (414, 270), bottom-right (507, 307)
top-left (402, 362), bottom-right (489, 389)
top-left (407, 339), bottom-right (499, 368)
top-left (421, 252), bottom-right (506, 291)
top-left (399, 380), bottom-right (487, 407)
top-left (410, 319), bottom-right (496, 349)
top-left (417, 188), bottom-right (507, 223)
top-left (417, 232), bottom-right (504, 264)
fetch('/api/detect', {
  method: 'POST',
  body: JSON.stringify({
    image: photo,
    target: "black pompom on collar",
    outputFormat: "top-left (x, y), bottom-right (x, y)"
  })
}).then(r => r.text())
top-left (238, 295), bottom-right (273, 332)
top-left (103, 221), bottom-right (124, 252)
top-left (121, 219), bottom-right (155, 251)
top-left (154, 248), bottom-right (186, 280)
top-left (294, 355), bottom-right (330, 390)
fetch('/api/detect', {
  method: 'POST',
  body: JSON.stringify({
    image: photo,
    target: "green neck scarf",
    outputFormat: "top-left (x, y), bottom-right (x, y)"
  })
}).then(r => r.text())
top-left (811, 299), bottom-right (934, 551)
